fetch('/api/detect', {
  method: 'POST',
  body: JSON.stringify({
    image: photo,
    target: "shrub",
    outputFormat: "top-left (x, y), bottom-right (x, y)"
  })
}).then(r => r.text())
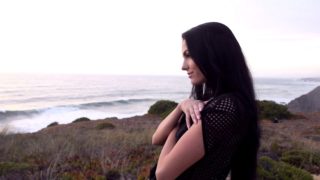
top-left (257, 100), bottom-right (292, 120)
top-left (72, 117), bottom-right (91, 123)
top-left (269, 141), bottom-right (284, 157)
top-left (0, 162), bottom-right (35, 175)
top-left (281, 150), bottom-right (320, 174)
top-left (258, 156), bottom-right (313, 180)
top-left (96, 122), bottom-right (115, 130)
top-left (148, 100), bottom-right (178, 118)
top-left (47, 122), bottom-right (59, 128)
top-left (281, 150), bottom-right (310, 167)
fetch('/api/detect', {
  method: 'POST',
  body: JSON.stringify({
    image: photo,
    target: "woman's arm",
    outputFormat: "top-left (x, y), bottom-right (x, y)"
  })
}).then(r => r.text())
top-left (156, 121), bottom-right (205, 180)
top-left (152, 104), bottom-right (183, 145)
top-left (152, 99), bottom-right (206, 145)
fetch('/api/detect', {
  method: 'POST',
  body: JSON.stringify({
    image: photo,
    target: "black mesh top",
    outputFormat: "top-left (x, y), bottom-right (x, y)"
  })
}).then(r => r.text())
top-left (175, 93), bottom-right (247, 180)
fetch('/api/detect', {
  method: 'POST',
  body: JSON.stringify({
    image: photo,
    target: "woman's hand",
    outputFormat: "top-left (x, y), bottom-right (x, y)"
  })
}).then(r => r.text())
top-left (180, 99), bottom-right (206, 129)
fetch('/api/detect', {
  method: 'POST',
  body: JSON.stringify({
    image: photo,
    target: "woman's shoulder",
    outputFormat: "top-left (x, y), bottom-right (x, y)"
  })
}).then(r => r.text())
top-left (203, 93), bottom-right (241, 114)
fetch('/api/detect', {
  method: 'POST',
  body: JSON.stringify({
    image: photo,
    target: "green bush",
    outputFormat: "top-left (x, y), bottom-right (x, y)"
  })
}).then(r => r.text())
top-left (269, 141), bottom-right (284, 157)
top-left (96, 122), bottom-right (115, 130)
top-left (281, 150), bottom-right (320, 173)
top-left (148, 100), bottom-right (178, 118)
top-left (72, 117), bottom-right (91, 123)
top-left (257, 100), bottom-right (292, 120)
top-left (281, 150), bottom-right (310, 167)
top-left (258, 156), bottom-right (313, 180)
top-left (0, 162), bottom-right (35, 175)
top-left (47, 121), bottom-right (59, 128)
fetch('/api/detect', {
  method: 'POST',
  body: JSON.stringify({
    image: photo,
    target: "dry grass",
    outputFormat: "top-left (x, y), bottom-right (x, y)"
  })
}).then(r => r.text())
top-left (0, 114), bottom-right (162, 179)
top-left (259, 113), bottom-right (320, 176)
top-left (260, 113), bottom-right (320, 152)
top-left (1, 112), bottom-right (320, 179)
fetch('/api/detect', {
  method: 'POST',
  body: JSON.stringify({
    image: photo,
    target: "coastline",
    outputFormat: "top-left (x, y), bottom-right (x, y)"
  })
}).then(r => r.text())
top-left (1, 113), bottom-right (160, 135)
top-left (1, 84), bottom-right (320, 178)
top-left (1, 75), bottom-right (319, 134)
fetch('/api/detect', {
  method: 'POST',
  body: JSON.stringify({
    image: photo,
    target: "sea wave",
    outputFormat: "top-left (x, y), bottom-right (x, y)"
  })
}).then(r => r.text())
top-left (0, 98), bottom-right (158, 121)
top-left (78, 98), bottom-right (157, 108)
top-left (300, 78), bottom-right (320, 82)
top-left (0, 109), bottom-right (40, 120)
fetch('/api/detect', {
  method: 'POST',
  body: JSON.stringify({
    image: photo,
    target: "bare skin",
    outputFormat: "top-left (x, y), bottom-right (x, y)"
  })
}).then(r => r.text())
top-left (152, 40), bottom-right (208, 179)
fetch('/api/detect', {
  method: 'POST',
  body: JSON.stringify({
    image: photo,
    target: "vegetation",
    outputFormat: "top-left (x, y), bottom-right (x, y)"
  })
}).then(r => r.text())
top-left (0, 162), bottom-right (35, 176)
top-left (148, 100), bottom-right (178, 118)
top-left (258, 156), bottom-right (313, 180)
top-left (0, 115), bottom-right (161, 179)
top-left (72, 117), bottom-right (91, 123)
top-left (0, 100), bottom-right (319, 179)
top-left (47, 121), bottom-right (59, 128)
top-left (96, 122), bottom-right (116, 130)
top-left (257, 100), bottom-right (292, 120)
top-left (281, 150), bottom-right (320, 174)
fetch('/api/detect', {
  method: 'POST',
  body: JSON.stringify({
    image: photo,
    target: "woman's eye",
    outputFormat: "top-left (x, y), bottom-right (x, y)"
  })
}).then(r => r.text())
top-left (183, 51), bottom-right (191, 58)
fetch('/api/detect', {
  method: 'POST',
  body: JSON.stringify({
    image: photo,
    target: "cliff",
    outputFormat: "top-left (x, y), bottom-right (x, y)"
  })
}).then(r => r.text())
top-left (288, 86), bottom-right (320, 113)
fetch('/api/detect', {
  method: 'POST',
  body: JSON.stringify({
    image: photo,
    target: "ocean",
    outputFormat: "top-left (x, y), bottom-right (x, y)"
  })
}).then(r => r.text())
top-left (0, 73), bottom-right (319, 133)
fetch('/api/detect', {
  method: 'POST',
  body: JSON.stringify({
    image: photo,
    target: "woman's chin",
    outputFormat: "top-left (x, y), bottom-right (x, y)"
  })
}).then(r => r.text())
top-left (190, 79), bottom-right (206, 86)
top-left (191, 80), bottom-right (201, 86)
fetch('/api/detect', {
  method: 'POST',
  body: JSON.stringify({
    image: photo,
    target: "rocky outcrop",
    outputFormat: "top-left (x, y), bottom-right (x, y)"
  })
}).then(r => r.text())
top-left (288, 86), bottom-right (320, 113)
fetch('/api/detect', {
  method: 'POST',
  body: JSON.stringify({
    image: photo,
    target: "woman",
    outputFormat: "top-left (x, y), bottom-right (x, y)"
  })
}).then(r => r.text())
top-left (151, 22), bottom-right (260, 180)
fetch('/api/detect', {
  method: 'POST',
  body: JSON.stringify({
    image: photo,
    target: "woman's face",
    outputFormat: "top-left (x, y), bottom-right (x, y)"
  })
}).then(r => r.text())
top-left (181, 40), bottom-right (206, 85)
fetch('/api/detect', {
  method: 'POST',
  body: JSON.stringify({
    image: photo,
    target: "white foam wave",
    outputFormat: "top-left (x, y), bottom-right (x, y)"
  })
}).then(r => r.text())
top-left (4, 100), bottom-right (154, 133)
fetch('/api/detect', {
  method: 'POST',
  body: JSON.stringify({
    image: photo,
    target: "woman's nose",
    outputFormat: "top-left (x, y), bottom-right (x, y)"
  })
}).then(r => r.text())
top-left (181, 60), bottom-right (188, 71)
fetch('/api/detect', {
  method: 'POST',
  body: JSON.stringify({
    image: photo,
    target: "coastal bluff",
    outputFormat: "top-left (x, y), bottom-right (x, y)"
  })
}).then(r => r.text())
top-left (1, 101), bottom-right (320, 179)
top-left (288, 86), bottom-right (320, 113)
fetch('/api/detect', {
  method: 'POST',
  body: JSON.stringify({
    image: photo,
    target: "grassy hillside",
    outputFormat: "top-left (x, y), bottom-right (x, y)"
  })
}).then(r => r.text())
top-left (1, 102), bottom-right (320, 179)
top-left (0, 115), bottom-right (162, 179)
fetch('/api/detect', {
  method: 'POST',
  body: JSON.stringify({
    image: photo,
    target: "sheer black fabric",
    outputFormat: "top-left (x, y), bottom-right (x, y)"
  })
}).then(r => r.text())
top-left (176, 94), bottom-right (247, 180)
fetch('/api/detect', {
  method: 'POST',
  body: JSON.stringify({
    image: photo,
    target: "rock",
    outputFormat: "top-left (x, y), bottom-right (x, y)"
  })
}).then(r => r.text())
top-left (288, 86), bottom-right (320, 113)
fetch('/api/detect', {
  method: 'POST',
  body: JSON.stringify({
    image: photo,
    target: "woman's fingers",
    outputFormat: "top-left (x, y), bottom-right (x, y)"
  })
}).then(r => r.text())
top-left (180, 99), bottom-right (206, 129)
top-left (194, 104), bottom-right (202, 120)
top-left (198, 103), bottom-right (204, 112)
top-left (185, 111), bottom-right (191, 129)
top-left (189, 107), bottom-right (198, 125)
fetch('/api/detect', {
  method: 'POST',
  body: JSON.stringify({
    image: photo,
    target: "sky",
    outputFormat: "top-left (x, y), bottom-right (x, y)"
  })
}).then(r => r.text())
top-left (0, 0), bottom-right (319, 78)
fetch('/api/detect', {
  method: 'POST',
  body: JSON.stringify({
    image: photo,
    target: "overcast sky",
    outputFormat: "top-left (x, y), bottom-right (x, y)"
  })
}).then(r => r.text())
top-left (0, 0), bottom-right (319, 78)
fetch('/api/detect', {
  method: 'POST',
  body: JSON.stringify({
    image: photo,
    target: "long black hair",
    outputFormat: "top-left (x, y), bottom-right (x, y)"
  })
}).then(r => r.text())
top-left (182, 22), bottom-right (260, 180)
